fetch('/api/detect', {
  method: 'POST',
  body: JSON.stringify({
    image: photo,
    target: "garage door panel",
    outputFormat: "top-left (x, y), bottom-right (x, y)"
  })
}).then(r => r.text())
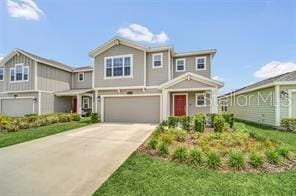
top-left (1, 99), bottom-right (34, 117)
top-left (104, 96), bottom-right (160, 123)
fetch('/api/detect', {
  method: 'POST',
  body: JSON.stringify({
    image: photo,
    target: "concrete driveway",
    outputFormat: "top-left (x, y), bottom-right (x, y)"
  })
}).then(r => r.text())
top-left (0, 123), bottom-right (155, 196)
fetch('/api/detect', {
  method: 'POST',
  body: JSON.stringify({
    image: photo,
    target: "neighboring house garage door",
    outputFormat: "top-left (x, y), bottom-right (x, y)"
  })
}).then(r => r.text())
top-left (1, 98), bottom-right (34, 117)
top-left (104, 96), bottom-right (160, 123)
top-left (292, 92), bottom-right (296, 117)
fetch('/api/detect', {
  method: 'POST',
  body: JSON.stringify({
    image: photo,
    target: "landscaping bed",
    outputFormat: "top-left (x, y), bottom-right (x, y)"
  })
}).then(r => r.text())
top-left (138, 113), bottom-right (296, 173)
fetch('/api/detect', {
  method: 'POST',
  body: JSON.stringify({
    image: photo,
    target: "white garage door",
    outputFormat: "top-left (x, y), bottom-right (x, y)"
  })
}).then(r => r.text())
top-left (104, 96), bottom-right (160, 123)
top-left (292, 92), bottom-right (296, 117)
top-left (1, 98), bottom-right (35, 117)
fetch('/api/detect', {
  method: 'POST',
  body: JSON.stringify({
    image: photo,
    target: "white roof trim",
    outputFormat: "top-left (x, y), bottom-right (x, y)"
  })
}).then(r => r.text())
top-left (159, 72), bottom-right (224, 89)
top-left (55, 89), bottom-right (93, 96)
top-left (72, 68), bottom-right (93, 73)
top-left (173, 49), bottom-right (217, 58)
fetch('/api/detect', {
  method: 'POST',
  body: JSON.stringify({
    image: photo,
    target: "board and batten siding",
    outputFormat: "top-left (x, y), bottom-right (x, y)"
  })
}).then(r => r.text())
top-left (146, 51), bottom-right (169, 86)
top-left (37, 62), bottom-right (72, 91)
top-left (94, 44), bottom-right (145, 88)
top-left (226, 87), bottom-right (276, 126)
top-left (173, 54), bottom-right (211, 79)
top-left (72, 71), bottom-right (93, 89)
top-left (4, 53), bottom-right (36, 91)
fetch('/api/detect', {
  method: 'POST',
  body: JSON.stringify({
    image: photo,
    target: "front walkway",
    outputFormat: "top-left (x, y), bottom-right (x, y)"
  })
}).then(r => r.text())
top-left (0, 123), bottom-right (155, 196)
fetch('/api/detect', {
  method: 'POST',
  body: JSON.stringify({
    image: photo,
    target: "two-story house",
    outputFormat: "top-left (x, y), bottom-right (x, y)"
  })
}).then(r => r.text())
top-left (0, 37), bottom-right (224, 123)
top-left (89, 37), bottom-right (223, 123)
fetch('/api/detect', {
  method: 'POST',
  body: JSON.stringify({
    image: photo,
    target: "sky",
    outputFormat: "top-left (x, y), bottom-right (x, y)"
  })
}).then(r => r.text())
top-left (0, 0), bottom-right (295, 94)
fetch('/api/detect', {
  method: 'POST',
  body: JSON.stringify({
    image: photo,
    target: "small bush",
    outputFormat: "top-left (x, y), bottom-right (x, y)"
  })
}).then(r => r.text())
top-left (174, 129), bottom-right (187, 142)
top-left (189, 148), bottom-right (202, 165)
top-left (158, 142), bottom-right (169, 156)
top-left (249, 152), bottom-right (264, 168)
top-left (160, 120), bottom-right (168, 127)
top-left (148, 137), bottom-right (158, 150)
top-left (207, 113), bottom-right (217, 127)
top-left (266, 150), bottom-right (281, 164)
top-left (276, 146), bottom-right (290, 158)
top-left (161, 132), bottom-right (174, 144)
top-left (222, 113), bottom-right (234, 128)
top-left (206, 151), bottom-right (221, 169)
top-left (213, 115), bottom-right (225, 132)
top-left (172, 146), bottom-right (187, 162)
top-left (168, 116), bottom-right (179, 128)
top-left (228, 151), bottom-right (245, 170)
top-left (180, 116), bottom-right (191, 131)
top-left (193, 132), bottom-right (201, 140)
top-left (281, 118), bottom-right (296, 132)
top-left (193, 114), bottom-right (205, 132)
top-left (91, 113), bottom-right (99, 123)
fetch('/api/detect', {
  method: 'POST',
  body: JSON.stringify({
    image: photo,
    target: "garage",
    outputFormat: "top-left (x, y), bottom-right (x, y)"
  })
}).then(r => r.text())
top-left (103, 95), bottom-right (161, 123)
top-left (1, 98), bottom-right (35, 117)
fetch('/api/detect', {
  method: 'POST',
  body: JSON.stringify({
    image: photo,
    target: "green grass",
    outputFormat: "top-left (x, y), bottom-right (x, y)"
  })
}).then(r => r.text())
top-left (0, 118), bottom-right (92, 148)
top-left (94, 122), bottom-right (296, 196)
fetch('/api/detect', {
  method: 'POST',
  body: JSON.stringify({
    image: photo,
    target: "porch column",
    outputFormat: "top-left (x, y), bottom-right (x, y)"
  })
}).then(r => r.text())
top-left (94, 90), bottom-right (98, 113)
top-left (77, 94), bottom-right (81, 114)
top-left (211, 88), bottom-right (218, 113)
top-left (162, 90), bottom-right (169, 120)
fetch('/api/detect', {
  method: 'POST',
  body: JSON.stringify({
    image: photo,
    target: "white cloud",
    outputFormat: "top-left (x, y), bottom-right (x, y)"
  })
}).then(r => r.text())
top-left (7, 0), bottom-right (44, 21)
top-left (212, 75), bottom-right (224, 81)
top-left (117, 23), bottom-right (169, 44)
top-left (254, 61), bottom-right (296, 79)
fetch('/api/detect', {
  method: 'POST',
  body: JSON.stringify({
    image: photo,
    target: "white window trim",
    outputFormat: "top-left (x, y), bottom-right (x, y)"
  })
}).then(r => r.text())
top-left (195, 56), bottom-right (207, 71)
top-left (172, 93), bottom-right (188, 116)
top-left (104, 54), bottom-right (133, 80)
top-left (175, 58), bottom-right (186, 72)
top-left (78, 72), bottom-right (84, 82)
top-left (0, 67), bottom-right (4, 81)
top-left (10, 63), bottom-right (29, 83)
top-left (82, 97), bottom-right (90, 109)
top-left (152, 53), bottom-right (163, 69)
top-left (195, 93), bottom-right (207, 107)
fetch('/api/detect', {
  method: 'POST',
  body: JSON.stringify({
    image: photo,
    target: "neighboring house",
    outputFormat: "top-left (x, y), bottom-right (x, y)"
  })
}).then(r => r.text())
top-left (0, 49), bottom-right (94, 116)
top-left (0, 37), bottom-right (224, 123)
top-left (219, 71), bottom-right (296, 127)
top-left (89, 37), bottom-right (223, 123)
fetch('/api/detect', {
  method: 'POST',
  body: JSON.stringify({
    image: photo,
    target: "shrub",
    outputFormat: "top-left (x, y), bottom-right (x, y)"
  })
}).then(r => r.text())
top-left (206, 151), bottom-right (221, 169)
top-left (213, 115), bottom-right (225, 132)
top-left (91, 113), bottom-right (99, 123)
top-left (189, 148), bottom-right (202, 165)
top-left (161, 132), bottom-right (174, 144)
top-left (207, 113), bottom-right (217, 127)
top-left (180, 116), bottom-right (191, 131)
top-left (222, 113), bottom-right (234, 128)
top-left (172, 146), bottom-right (187, 162)
top-left (193, 114), bottom-right (205, 132)
top-left (249, 152), bottom-right (264, 168)
top-left (266, 150), bottom-right (281, 164)
top-left (158, 142), bottom-right (169, 156)
top-left (174, 129), bottom-right (187, 142)
top-left (70, 113), bottom-right (81, 121)
top-left (193, 132), bottom-right (201, 140)
top-left (148, 137), bottom-right (158, 150)
top-left (160, 120), bottom-right (168, 127)
top-left (276, 146), bottom-right (290, 158)
top-left (168, 116), bottom-right (179, 128)
top-left (228, 151), bottom-right (245, 170)
top-left (281, 118), bottom-right (296, 132)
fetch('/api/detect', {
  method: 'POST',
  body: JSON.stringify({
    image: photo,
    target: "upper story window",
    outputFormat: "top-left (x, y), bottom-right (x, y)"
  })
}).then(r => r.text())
top-left (10, 64), bottom-right (29, 82)
top-left (176, 59), bottom-right (186, 72)
top-left (152, 53), bottom-right (163, 68)
top-left (196, 56), bottom-right (207, 70)
top-left (195, 93), bottom-right (206, 107)
top-left (0, 68), bottom-right (4, 81)
top-left (78, 72), bottom-right (84, 82)
top-left (104, 54), bottom-right (132, 79)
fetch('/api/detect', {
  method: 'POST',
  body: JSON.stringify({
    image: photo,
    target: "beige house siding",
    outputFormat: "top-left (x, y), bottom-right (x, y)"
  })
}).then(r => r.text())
top-left (54, 96), bottom-right (72, 113)
top-left (173, 54), bottom-right (211, 78)
top-left (226, 87), bottom-right (276, 126)
top-left (72, 71), bottom-right (93, 89)
top-left (94, 44), bottom-right (145, 88)
top-left (4, 53), bottom-right (36, 91)
top-left (146, 51), bottom-right (169, 86)
top-left (40, 92), bottom-right (54, 114)
top-left (37, 62), bottom-right (72, 91)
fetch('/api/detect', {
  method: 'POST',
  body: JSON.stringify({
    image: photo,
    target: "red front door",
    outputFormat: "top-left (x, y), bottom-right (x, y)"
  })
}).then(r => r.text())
top-left (73, 97), bottom-right (77, 113)
top-left (174, 95), bottom-right (186, 116)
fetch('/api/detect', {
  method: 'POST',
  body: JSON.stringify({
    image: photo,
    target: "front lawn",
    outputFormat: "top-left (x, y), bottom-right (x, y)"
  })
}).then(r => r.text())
top-left (0, 118), bottom-right (92, 148)
top-left (94, 121), bottom-right (296, 195)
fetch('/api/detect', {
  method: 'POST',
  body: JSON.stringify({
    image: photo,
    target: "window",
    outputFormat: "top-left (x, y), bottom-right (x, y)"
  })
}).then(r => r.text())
top-left (78, 72), bottom-right (84, 82)
top-left (176, 59), bottom-right (186, 72)
top-left (82, 97), bottom-right (90, 109)
top-left (196, 56), bottom-right (206, 70)
top-left (104, 55), bottom-right (132, 78)
top-left (10, 64), bottom-right (29, 82)
top-left (195, 93), bottom-right (206, 107)
top-left (152, 53), bottom-right (163, 68)
top-left (0, 68), bottom-right (4, 81)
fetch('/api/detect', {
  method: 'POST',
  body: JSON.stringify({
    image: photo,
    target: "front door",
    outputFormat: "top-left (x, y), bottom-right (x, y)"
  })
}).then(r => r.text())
top-left (174, 95), bottom-right (186, 116)
top-left (73, 97), bottom-right (77, 113)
